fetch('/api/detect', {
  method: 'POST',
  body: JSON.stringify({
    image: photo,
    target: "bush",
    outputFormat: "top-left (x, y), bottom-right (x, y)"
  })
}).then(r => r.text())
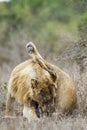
top-left (78, 11), bottom-right (87, 40)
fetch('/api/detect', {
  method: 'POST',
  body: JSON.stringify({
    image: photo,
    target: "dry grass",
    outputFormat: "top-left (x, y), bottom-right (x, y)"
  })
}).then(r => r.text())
top-left (0, 40), bottom-right (87, 130)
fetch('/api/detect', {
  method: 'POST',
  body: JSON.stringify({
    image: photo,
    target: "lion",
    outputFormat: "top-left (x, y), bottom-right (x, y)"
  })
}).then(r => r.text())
top-left (6, 42), bottom-right (77, 121)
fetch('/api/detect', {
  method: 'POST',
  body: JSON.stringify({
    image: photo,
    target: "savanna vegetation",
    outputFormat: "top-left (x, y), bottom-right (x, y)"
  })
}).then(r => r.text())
top-left (0, 0), bottom-right (87, 130)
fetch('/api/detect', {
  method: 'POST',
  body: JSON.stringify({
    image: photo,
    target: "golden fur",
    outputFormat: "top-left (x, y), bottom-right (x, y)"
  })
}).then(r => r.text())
top-left (6, 42), bottom-right (77, 120)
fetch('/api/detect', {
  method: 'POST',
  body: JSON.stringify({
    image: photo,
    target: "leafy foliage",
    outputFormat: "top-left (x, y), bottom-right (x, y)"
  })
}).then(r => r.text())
top-left (0, 0), bottom-right (87, 47)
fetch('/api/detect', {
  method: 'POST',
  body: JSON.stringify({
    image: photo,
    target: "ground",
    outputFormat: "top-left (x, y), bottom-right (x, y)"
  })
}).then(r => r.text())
top-left (0, 41), bottom-right (87, 130)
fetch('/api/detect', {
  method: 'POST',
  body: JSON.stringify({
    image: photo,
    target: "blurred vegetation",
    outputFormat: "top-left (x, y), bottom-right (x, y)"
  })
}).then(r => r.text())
top-left (0, 0), bottom-right (87, 50)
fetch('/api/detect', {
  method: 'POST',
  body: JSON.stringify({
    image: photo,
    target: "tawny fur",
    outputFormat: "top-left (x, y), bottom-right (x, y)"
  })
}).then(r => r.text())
top-left (6, 42), bottom-right (77, 120)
